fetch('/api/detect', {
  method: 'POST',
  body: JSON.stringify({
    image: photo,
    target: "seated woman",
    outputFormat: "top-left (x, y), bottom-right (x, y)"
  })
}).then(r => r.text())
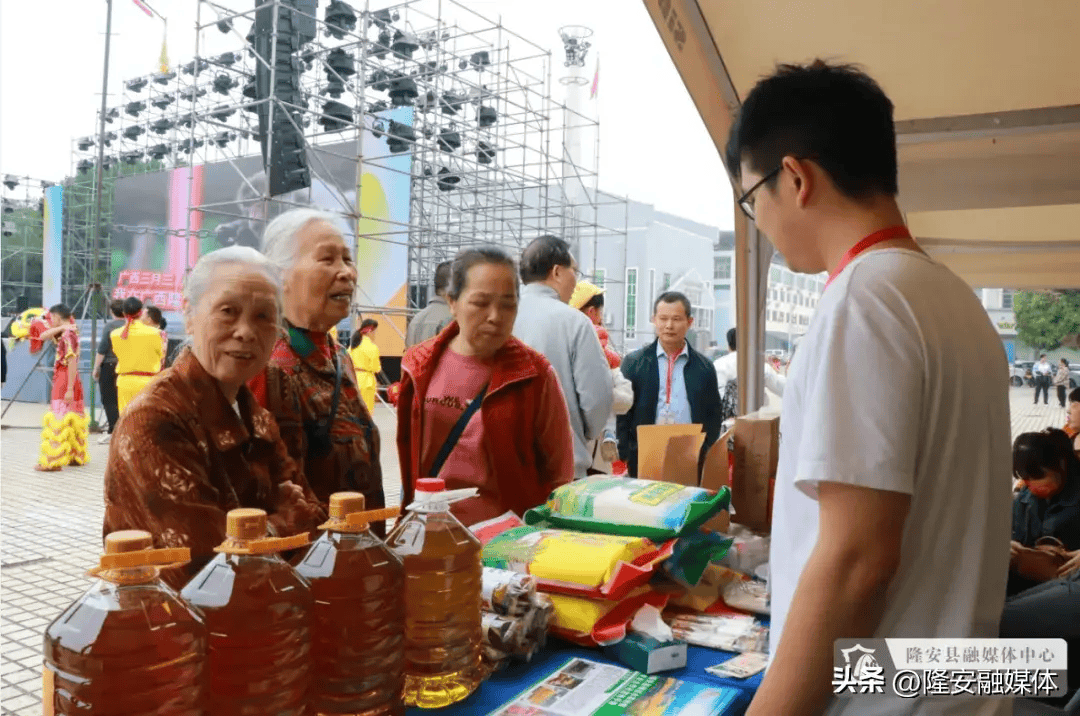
top-left (397, 246), bottom-right (575, 527)
top-left (1009, 428), bottom-right (1080, 596)
top-left (103, 246), bottom-right (326, 589)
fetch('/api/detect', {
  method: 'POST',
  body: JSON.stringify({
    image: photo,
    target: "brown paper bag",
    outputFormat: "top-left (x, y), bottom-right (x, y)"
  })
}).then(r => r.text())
top-left (730, 411), bottom-right (779, 533)
top-left (636, 423), bottom-right (703, 481)
top-left (660, 433), bottom-right (707, 487)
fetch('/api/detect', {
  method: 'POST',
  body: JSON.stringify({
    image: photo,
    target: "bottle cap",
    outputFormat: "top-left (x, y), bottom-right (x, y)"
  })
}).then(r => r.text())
top-left (329, 492), bottom-right (366, 518)
top-left (104, 530), bottom-right (154, 554)
top-left (226, 508), bottom-right (268, 541)
top-left (416, 478), bottom-right (445, 493)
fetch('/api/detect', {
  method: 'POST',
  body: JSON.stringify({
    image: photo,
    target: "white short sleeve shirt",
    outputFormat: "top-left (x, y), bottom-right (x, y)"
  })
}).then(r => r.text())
top-left (769, 249), bottom-right (1013, 716)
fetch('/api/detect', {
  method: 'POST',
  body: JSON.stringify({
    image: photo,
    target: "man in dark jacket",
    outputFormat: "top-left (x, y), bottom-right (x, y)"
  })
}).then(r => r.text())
top-left (617, 291), bottom-right (722, 478)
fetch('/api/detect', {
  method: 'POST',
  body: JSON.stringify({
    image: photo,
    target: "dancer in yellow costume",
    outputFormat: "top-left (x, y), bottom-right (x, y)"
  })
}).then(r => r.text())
top-left (111, 297), bottom-right (166, 413)
top-left (20, 305), bottom-right (90, 470)
top-left (348, 318), bottom-right (381, 414)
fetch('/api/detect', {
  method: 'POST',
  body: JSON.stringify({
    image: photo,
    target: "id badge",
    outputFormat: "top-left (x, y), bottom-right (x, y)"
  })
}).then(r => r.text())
top-left (658, 406), bottom-right (676, 425)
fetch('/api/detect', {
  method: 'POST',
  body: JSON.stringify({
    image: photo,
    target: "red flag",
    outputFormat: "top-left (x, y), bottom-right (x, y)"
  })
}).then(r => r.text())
top-left (132, 0), bottom-right (154, 17)
top-left (590, 57), bottom-right (600, 99)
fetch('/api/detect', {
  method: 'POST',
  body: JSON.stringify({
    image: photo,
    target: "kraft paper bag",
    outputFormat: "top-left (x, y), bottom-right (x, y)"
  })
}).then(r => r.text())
top-left (636, 423), bottom-right (703, 481)
top-left (660, 433), bottom-right (707, 487)
top-left (731, 411), bottom-right (779, 533)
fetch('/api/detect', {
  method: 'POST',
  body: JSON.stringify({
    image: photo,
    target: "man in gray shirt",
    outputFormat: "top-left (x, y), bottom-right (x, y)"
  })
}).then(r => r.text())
top-left (513, 235), bottom-right (614, 479)
top-left (406, 260), bottom-right (453, 348)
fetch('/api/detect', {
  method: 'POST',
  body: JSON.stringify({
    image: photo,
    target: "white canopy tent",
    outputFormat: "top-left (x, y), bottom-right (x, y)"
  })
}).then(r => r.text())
top-left (642, 0), bottom-right (1080, 411)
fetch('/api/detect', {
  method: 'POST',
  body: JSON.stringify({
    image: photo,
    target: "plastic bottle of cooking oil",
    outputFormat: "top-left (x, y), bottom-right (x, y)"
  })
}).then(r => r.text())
top-left (295, 492), bottom-right (405, 716)
top-left (42, 530), bottom-right (206, 715)
top-left (386, 478), bottom-right (484, 709)
top-left (180, 508), bottom-right (313, 716)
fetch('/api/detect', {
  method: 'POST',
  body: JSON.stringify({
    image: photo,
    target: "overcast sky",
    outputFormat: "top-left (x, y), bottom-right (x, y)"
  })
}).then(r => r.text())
top-left (0, 0), bottom-right (734, 229)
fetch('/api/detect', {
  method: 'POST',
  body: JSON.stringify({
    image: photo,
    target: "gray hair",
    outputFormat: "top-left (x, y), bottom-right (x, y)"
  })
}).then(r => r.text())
top-left (183, 246), bottom-right (282, 319)
top-left (260, 207), bottom-right (342, 276)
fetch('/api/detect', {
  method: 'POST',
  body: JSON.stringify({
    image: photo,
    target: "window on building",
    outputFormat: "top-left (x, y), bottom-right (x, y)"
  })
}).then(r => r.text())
top-left (1002, 289), bottom-right (1014, 309)
top-left (714, 256), bottom-right (732, 280)
top-left (625, 268), bottom-right (638, 340)
top-left (796, 275), bottom-right (806, 290)
top-left (594, 268), bottom-right (606, 288)
top-left (770, 267), bottom-right (781, 284)
top-left (783, 272), bottom-right (794, 287)
top-left (649, 269), bottom-right (656, 309)
top-left (662, 272), bottom-right (672, 291)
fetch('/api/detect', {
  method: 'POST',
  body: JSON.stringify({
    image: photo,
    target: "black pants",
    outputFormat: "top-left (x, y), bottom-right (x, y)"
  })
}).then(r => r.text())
top-left (1001, 574), bottom-right (1080, 707)
top-left (1034, 376), bottom-right (1050, 404)
top-left (99, 362), bottom-right (120, 433)
top-left (1058, 384), bottom-right (1068, 408)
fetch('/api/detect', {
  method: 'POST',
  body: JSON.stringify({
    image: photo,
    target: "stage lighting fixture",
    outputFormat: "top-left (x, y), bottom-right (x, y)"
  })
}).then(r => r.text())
top-left (2, 222), bottom-right (13, 237)
top-left (392, 30), bottom-right (420, 59)
top-left (437, 128), bottom-right (461, 152)
top-left (77, 137), bottom-right (95, 151)
top-left (1, 202), bottom-right (12, 214)
top-left (470, 51), bottom-right (490, 69)
top-left (370, 119), bottom-right (386, 139)
top-left (3, 176), bottom-right (18, 190)
top-left (478, 106), bottom-right (497, 127)
top-left (325, 0), bottom-right (357, 39)
top-left (102, 131), bottom-right (117, 147)
top-left (181, 87), bottom-right (207, 101)
top-left (436, 167), bottom-right (460, 191)
top-left (458, 59), bottom-right (468, 71)
top-left (150, 119), bottom-right (175, 135)
top-left (327, 48), bottom-right (356, 77)
top-left (122, 150), bottom-right (144, 164)
top-left (178, 138), bottom-right (205, 154)
top-left (323, 76), bottom-right (346, 98)
top-left (126, 77), bottom-right (148, 93)
top-left (369, 70), bottom-right (391, 92)
top-left (178, 112), bottom-right (196, 128)
top-left (369, 99), bottom-right (390, 113)
top-left (371, 29), bottom-right (392, 59)
top-left (106, 108), bottom-right (120, 123)
top-left (415, 90), bottom-right (436, 111)
top-left (122, 125), bottom-right (145, 140)
top-left (386, 120), bottom-right (415, 153)
top-left (477, 141), bottom-right (495, 164)
top-left (440, 92), bottom-right (465, 115)
top-left (216, 51), bottom-right (238, 66)
top-left (151, 95), bottom-right (174, 109)
top-left (217, 18), bottom-right (233, 33)
top-left (101, 157), bottom-right (117, 170)
top-left (242, 79), bottom-right (257, 99)
top-left (148, 144), bottom-right (169, 160)
top-left (301, 47), bottom-right (317, 70)
top-left (389, 77), bottom-right (418, 106)
top-left (370, 8), bottom-right (398, 29)
top-left (182, 59), bottom-right (209, 75)
top-left (211, 105), bottom-right (236, 121)
top-left (213, 131), bottom-right (236, 147)
top-left (319, 101), bottom-right (353, 132)
top-left (213, 74), bottom-right (238, 95)
top-left (125, 101), bottom-right (146, 117)
top-left (154, 71), bottom-right (176, 85)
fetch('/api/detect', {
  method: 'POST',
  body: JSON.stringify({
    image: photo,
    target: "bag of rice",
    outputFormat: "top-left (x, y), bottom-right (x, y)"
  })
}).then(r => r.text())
top-left (524, 476), bottom-right (731, 540)
top-left (481, 525), bottom-right (675, 601)
top-left (547, 589), bottom-right (669, 646)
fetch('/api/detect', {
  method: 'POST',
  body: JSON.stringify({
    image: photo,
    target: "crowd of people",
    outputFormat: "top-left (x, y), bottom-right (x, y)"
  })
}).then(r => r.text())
top-left (10, 58), bottom-right (1080, 715)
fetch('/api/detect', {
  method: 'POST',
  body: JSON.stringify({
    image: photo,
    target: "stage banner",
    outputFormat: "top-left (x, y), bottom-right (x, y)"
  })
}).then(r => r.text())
top-left (355, 106), bottom-right (413, 358)
top-left (42, 185), bottom-right (63, 307)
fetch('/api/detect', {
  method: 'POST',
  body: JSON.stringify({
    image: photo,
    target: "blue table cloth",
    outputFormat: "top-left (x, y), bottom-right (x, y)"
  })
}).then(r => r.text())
top-left (404, 639), bottom-right (762, 715)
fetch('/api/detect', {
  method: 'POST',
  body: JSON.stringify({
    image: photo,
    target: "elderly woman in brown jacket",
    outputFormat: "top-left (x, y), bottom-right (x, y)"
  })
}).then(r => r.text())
top-left (103, 246), bottom-right (326, 589)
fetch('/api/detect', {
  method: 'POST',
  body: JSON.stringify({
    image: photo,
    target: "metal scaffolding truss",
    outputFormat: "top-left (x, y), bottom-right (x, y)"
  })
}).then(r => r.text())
top-left (68, 0), bottom-right (628, 323)
top-left (0, 175), bottom-right (49, 313)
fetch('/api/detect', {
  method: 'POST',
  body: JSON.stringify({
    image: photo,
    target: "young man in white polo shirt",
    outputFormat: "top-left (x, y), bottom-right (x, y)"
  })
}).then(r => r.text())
top-left (730, 61), bottom-right (1012, 716)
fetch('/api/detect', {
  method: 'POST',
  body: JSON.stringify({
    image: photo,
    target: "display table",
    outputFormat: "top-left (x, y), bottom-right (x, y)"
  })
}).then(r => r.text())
top-left (404, 638), bottom-right (762, 715)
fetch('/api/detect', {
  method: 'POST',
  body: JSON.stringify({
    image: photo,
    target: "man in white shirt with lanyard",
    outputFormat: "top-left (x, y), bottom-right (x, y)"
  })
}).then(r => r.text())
top-left (730, 61), bottom-right (1012, 716)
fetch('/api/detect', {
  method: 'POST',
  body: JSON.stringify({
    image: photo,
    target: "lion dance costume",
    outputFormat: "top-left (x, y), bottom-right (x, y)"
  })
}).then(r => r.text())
top-left (13, 309), bottom-right (90, 470)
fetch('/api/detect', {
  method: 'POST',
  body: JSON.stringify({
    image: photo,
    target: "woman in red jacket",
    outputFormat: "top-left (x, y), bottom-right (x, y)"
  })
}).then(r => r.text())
top-left (397, 246), bottom-right (575, 526)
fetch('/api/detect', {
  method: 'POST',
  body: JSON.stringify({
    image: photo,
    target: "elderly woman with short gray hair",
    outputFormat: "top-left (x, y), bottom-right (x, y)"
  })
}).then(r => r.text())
top-left (247, 208), bottom-right (385, 534)
top-left (103, 246), bottom-right (326, 589)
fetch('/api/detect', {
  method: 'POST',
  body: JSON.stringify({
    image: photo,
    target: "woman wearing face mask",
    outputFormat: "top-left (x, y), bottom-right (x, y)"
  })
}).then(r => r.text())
top-left (1008, 429), bottom-right (1080, 595)
top-left (396, 246), bottom-right (575, 527)
top-left (249, 209), bottom-right (384, 533)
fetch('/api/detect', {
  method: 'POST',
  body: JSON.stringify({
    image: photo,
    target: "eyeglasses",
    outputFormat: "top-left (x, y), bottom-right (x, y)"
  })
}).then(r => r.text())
top-left (737, 165), bottom-right (782, 220)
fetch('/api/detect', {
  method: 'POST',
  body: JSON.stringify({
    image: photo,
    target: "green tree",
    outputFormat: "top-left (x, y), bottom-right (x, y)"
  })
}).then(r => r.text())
top-left (1013, 290), bottom-right (1080, 351)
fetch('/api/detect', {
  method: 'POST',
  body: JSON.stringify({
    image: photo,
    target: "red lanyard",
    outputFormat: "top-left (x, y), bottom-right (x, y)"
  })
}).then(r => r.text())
top-left (664, 349), bottom-right (679, 404)
top-left (825, 225), bottom-right (912, 289)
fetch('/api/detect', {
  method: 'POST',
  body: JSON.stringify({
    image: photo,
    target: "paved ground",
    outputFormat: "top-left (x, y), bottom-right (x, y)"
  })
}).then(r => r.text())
top-left (0, 388), bottom-right (1069, 714)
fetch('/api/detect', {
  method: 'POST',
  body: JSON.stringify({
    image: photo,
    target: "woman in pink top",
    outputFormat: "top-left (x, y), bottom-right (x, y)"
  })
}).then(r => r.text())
top-left (397, 246), bottom-right (575, 526)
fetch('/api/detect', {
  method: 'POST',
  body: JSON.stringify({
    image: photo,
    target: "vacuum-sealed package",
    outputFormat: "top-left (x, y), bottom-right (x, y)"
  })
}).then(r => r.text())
top-left (525, 476), bottom-right (731, 540)
top-left (481, 525), bottom-right (674, 601)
